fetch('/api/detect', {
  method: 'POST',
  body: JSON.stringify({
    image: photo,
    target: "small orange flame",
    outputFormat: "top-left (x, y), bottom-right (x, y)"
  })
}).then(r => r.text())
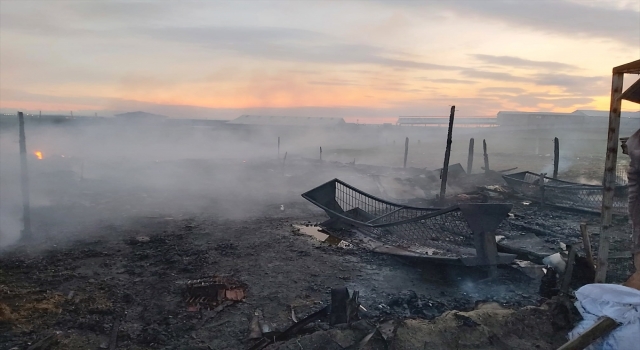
top-left (34, 151), bottom-right (43, 160)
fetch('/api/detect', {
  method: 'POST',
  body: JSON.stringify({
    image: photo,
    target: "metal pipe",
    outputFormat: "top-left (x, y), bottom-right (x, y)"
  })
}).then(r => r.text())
top-left (18, 112), bottom-right (32, 240)
top-left (439, 106), bottom-right (455, 203)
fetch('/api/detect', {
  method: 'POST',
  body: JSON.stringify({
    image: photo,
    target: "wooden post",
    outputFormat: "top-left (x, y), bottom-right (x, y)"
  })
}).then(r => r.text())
top-left (483, 139), bottom-right (490, 173)
top-left (403, 137), bottom-right (409, 168)
top-left (561, 245), bottom-right (577, 294)
top-left (282, 152), bottom-right (287, 174)
top-left (18, 112), bottom-right (32, 240)
top-left (596, 72), bottom-right (625, 283)
top-left (539, 172), bottom-right (546, 206)
top-left (553, 137), bottom-right (560, 179)
top-left (467, 138), bottom-right (474, 174)
top-left (580, 223), bottom-right (595, 268)
top-left (319, 147), bottom-right (322, 161)
top-left (439, 106), bottom-right (455, 203)
top-left (278, 137), bottom-right (280, 159)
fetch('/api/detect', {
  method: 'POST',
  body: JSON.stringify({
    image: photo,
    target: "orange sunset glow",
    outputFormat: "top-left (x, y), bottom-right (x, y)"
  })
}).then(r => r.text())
top-left (1, 1), bottom-right (638, 120)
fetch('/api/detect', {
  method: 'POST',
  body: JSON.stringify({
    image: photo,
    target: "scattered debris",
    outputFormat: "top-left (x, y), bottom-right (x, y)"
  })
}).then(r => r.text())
top-left (26, 332), bottom-right (61, 350)
top-left (197, 300), bottom-right (233, 328)
top-left (292, 224), bottom-right (353, 248)
top-left (184, 276), bottom-right (247, 311)
top-left (302, 179), bottom-right (516, 266)
top-left (248, 309), bottom-right (263, 339)
top-left (108, 317), bottom-right (120, 350)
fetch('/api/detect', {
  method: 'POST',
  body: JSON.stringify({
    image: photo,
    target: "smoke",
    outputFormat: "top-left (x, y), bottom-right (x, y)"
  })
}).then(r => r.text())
top-left (0, 116), bottom-right (624, 249)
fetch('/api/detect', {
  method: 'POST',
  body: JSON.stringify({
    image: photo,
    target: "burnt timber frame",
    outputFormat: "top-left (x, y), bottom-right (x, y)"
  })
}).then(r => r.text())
top-left (597, 59), bottom-right (640, 283)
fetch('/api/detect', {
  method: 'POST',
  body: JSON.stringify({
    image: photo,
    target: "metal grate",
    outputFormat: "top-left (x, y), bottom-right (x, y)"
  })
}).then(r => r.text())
top-left (503, 171), bottom-right (628, 215)
top-left (302, 179), bottom-right (512, 260)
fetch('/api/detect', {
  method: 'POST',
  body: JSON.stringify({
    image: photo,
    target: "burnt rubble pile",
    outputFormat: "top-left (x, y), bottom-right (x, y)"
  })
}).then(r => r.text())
top-left (0, 156), bottom-right (634, 350)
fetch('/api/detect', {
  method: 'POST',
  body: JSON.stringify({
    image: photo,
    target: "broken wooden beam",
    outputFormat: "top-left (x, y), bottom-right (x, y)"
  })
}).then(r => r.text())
top-left (560, 245), bottom-right (577, 294)
top-left (403, 137), bottom-right (409, 168)
top-left (483, 139), bottom-right (490, 173)
top-left (557, 317), bottom-right (619, 350)
top-left (439, 106), bottom-right (455, 204)
top-left (580, 223), bottom-right (595, 268)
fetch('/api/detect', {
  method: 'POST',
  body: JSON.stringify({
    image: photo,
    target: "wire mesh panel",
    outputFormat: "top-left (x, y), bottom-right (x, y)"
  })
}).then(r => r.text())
top-left (503, 171), bottom-right (628, 215)
top-left (302, 179), bottom-right (511, 260)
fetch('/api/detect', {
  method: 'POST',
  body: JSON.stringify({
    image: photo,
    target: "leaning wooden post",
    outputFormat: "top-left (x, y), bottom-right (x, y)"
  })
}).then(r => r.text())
top-left (403, 137), bottom-right (409, 168)
top-left (596, 71), bottom-right (625, 283)
top-left (282, 152), bottom-right (287, 174)
top-left (439, 106), bottom-right (455, 203)
top-left (18, 112), bottom-right (32, 239)
top-left (560, 245), bottom-right (577, 294)
top-left (482, 139), bottom-right (490, 173)
top-left (467, 138), bottom-right (474, 174)
top-left (557, 317), bottom-right (619, 350)
top-left (553, 137), bottom-right (560, 179)
top-left (580, 223), bottom-right (595, 268)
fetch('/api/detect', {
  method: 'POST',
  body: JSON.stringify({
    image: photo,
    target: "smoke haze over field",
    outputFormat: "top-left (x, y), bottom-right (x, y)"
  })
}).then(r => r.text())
top-left (0, 114), bottom-right (618, 247)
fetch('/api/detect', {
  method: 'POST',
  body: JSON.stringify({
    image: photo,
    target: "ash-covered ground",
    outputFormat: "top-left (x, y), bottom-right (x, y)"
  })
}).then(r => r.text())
top-left (0, 122), bottom-right (634, 349)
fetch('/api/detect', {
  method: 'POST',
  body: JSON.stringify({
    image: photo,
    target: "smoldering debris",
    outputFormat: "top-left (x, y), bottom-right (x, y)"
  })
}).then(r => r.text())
top-left (0, 118), bottom-right (636, 350)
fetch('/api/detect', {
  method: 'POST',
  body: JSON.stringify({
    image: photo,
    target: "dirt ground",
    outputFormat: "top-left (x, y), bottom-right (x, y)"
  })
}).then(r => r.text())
top-left (0, 151), bottom-right (634, 349)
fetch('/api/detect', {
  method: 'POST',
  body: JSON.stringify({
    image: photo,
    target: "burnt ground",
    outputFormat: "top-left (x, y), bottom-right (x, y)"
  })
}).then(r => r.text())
top-left (0, 157), bottom-right (635, 350)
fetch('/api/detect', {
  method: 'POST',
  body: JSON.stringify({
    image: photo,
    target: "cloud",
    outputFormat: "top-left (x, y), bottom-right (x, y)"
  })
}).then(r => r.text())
top-left (379, 0), bottom-right (640, 46)
top-left (462, 69), bottom-right (531, 83)
top-left (418, 78), bottom-right (478, 84)
top-left (307, 79), bottom-right (364, 86)
top-left (472, 54), bottom-right (578, 71)
top-left (479, 87), bottom-right (526, 94)
top-left (136, 26), bottom-right (461, 71)
top-left (533, 73), bottom-right (604, 87)
top-left (510, 95), bottom-right (594, 108)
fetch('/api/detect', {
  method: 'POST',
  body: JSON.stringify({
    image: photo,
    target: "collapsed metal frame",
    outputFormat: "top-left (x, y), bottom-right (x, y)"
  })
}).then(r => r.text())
top-left (503, 171), bottom-right (628, 215)
top-left (302, 179), bottom-right (515, 266)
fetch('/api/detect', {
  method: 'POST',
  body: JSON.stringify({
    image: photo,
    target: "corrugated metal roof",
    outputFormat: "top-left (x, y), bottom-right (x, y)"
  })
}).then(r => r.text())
top-left (227, 115), bottom-right (346, 126)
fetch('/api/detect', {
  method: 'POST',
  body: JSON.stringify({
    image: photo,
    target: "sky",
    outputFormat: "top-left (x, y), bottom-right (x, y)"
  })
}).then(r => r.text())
top-left (1, 0), bottom-right (639, 122)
